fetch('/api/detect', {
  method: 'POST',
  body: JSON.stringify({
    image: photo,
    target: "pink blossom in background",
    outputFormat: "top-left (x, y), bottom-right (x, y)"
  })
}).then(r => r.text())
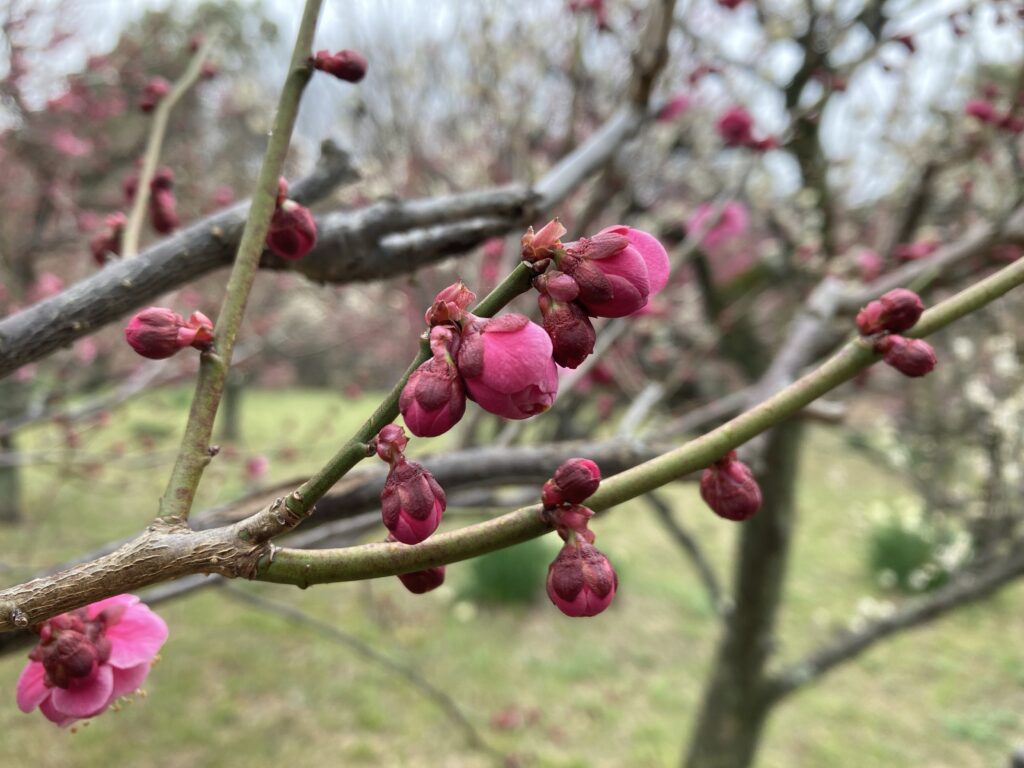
top-left (29, 272), bottom-right (64, 303)
top-left (74, 338), bottom-right (99, 366)
top-left (687, 201), bottom-right (748, 250)
top-left (655, 93), bottom-right (690, 123)
top-left (245, 455), bottom-right (270, 482)
top-left (894, 239), bottom-right (939, 262)
top-left (854, 248), bottom-right (884, 282)
top-left (16, 594), bottom-right (168, 727)
top-left (50, 128), bottom-right (93, 158)
top-left (965, 98), bottom-right (998, 124)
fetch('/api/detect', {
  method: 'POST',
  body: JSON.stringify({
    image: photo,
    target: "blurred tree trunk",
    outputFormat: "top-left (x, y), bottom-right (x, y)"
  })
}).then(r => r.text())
top-left (0, 434), bottom-right (22, 523)
top-left (682, 420), bottom-right (803, 768)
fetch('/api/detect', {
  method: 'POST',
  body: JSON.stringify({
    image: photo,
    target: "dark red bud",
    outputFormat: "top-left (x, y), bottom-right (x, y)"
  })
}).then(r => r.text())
top-left (856, 288), bottom-right (924, 335)
top-left (539, 295), bottom-right (596, 369)
top-left (547, 457), bottom-right (601, 506)
top-left (381, 458), bottom-right (446, 544)
top-left (546, 541), bottom-right (617, 617)
top-left (397, 565), bottom-right (446, 594)
top-left (700, 452), bottom-right (762, 521)
top-left (311, 49), bottom-right (368, 83)
top-left (266, 200), bottom-right (317, 260)
top-left (374, 424), bottom-right (409, 463)
top-left (875, 335), bottom-right (937, 377)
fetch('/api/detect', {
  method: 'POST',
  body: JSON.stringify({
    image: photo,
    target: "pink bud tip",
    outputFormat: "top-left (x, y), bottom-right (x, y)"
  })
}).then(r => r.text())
top-left (312, 49), bottom-right (368, 83)
top-left (521, 219), bottom-right (567, 263)
top-left (546, 541), bottom-right (617, 617)
top-left (875, 335), bottom-right (937, 377)
top-left (700, 453), bottom-right (762, 521)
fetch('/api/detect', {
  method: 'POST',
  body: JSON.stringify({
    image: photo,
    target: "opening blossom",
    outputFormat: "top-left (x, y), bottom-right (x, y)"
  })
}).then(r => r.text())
top-left (17, 595), bottom-right (168, 727)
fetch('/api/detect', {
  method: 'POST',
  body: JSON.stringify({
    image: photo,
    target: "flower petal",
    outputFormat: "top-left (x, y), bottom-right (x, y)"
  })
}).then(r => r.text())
top-left (16, 661), bottom-right (50, 713)
top-left (86, 594), bottom-right (139, 620)
top-left (626, 228), bottom-right (670, 295)
top-left (39, 697), bottom-right (79, 728)
top-left (111, 662), bottom-right (151, 699)
top-left (50, 665), bottom-right (113, 718)
top-left (105, 602), bottom-right (168, 669)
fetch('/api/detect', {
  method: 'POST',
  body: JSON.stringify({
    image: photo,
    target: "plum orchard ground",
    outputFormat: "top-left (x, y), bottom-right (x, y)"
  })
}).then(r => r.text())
top-left (0, 389), bottom-right (1021, 766)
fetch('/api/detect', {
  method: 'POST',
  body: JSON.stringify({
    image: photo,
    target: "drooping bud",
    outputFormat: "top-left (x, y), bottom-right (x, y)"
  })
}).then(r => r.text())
top-left (546, 540), bottom-right (617, 617)
top-left (856, 288), bottom-right (925, 335)
top-left (374, 424), bottom-right (409, 464)
top-left (424, 281), bottom-right (476, 326)
top-left (400, 329), bottom-right (466, 437)
top-left (89, 212), bottom-right (127, 265)
top-left (148, 168), bottom-right (179, 234)
top-left (381, 458), bottom-right (446, 544)
top-left (874, 335), bottom-right (937, 377)
top-left (538, 294), bottom-right (595, 368)
top-left (311, 49), bottom-right (368, 83)
top-left (521, 218), bottom-right (567, 263)
top-left (138, 76), bottom-right (171, 113)
top-left (124, 307), bottom-right (213, 358)
top-left (700, 451), bottom-right (762, 521)
top-left (266, 200), bottom-right (317, 260)
top-left (456, 314), bottom-right (559, 419)
top-left (542, 458), bottom-right (601, 508)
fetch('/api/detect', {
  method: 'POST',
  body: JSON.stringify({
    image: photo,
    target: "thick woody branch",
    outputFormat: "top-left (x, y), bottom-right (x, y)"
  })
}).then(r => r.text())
top-left (765, 547), bottom-right (1024, 703)
top-left (0, 102), bottom-right (643, 379)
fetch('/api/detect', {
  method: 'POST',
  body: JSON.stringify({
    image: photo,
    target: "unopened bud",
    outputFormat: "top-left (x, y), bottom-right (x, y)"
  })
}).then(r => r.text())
top-left (381, 458), bottom-right (446, 544)
top-left (139, 76), bottom-right (171, 113)
top-left (374, 424), bottom-right (409, 463)
top-left (875, 335), bottom-right (937, 377)
top-left (856, 288), bottom-right (925, 335)
top-left (311, 49), bottom-right (368, 83)
top-left (538, 294), bottom-right (595, 369)
top-left (266, 200), bottom-right (317, 260)
top-left (546, 541), bottom-right (617, 617)
top-left (543, 458), bottom-right (601, 507)
top-left (700, 451), bottom-right (762, 521)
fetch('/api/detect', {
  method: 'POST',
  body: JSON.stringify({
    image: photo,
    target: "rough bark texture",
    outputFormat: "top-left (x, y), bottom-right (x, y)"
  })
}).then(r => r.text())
top-left (683, 421), bottom-right (803, 768)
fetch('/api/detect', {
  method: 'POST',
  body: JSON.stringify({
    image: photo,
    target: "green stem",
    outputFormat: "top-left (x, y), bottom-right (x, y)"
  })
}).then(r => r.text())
top-left (121, 35), bottom-right (216, 258)
top-left (257, 254), bottom-right (1024, 585)
top-left (281, 262), bottom-right (536, 520)
top-left (157, 0), bottom-right (323, 521)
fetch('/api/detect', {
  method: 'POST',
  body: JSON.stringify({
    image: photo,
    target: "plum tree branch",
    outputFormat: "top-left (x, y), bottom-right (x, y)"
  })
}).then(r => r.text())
top-left (157, 0), bottom-right (323, 521)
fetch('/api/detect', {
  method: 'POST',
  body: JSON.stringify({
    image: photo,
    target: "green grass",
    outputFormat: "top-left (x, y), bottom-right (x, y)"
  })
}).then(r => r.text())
top-left (1, 388), bottom-right (1022, 767)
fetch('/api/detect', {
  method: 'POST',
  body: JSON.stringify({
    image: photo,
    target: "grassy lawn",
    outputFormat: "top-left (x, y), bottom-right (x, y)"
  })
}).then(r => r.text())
top-left (0, 387), bottom-right (1022, 767)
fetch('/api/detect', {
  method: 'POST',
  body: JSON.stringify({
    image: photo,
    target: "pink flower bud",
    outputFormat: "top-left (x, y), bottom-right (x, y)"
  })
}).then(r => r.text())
top-left (546, 541), bottom-right (617, 617)
top-left (535, 270), bottom-right (579, 302)
top-left (374, 424), bottom-right (409, 463)
top-left (521, 218), bottom-right (567, 263)
top-left (894, 239), bottom-right (938, 262)
top-left (965, 98), bottom-right (998, 124)
top-left (397, 565), bottom-right (446, 594)
top-left (311, 49), bottom-right (368, 83)
top-left (149, 188), bottom-right (179, 234)
top-left (717, 106), bottom-right (755, 147)
top-left (124, 307), bottom-right (213, 359)
top-left (700, 451), bottom-right (762, 521)
top-left (855, 248), bottom-right (883, 282)
top-left (400, 354), bottom-right (466, 438)
top-left (138, 76), bottom-right (171, 113)
top-left (381, 458), bottom-right (446, 544)
top-left (875, 335), bottom-right (937, 377)
top-left (456, 314), bottom-right (559, 420)
top-left (560, 226), bottom-right (670, 318)
top-left (266, 200), bottom-right (317, 260)
top-left (89, 212), bottom-right (126, 265)
top-left (856, 288), bottom-right (925, 335)
top-left (245, 455), bottom-right (269, 482)
top-left (546, 458), bottom-right (601, 506)
top-left (656, 93), bottom-right (690, 122)
top-left (538, 294), bottom-right (595, 369)
top-left (424, 281), bottom-right (476, 326)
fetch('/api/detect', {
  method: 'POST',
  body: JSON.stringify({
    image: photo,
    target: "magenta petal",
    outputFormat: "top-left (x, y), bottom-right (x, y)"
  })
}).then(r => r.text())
top-left (16, 661), bottom-right (50, 713)
top-left (86, 594), bottom-right (139, 620)
top-left (50, 665), bottom-right (114, 718)
top-left (626, 228), bottom-right (670, 295)
top-left (39, 697), bottom-right (79, 728)
top-left (105, 603), bottom-right (168, 669)
top-left (111, 663), bottom-right (151, 699)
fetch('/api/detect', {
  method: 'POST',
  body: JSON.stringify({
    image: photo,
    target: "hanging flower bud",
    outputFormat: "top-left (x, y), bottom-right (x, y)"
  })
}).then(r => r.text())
top-left (381, 458), bottom-right (446, 544)
top-left (124, 307), bottom-right (213, 359)
top-left (456, 314), bottom-right (559, 419)
top-left (542, 458), bottom-right (601, 508)
top-left (856, 288), bottom-right (925, 335)
top-left (875, 335), bottom-right (937, 377)
top-left (89, 212), bottom-right (127, 265)
top-left (311, 49), bottom-right (368, 83)
top-left (424, 281), bottom-right (476, 326)
top-left (148, 168), bottom-right (179, 234)
top-left (138, 76), bottom-right (171, 113)
top-left (521, 218), bottom-right (567, 264)
top-left (546, 540), bottom-right (617, 617)
top-left (400, 328), bottom-right (466, 437)
top-left (538, 294), bottom-right (595, 368)
top-left (374, 424), bottom-right (409, 464)
top-left (397, 565), bottom-right (446, 594)
top-left (700, 451), bottom-right (762, 521)
top-left (266, 200), bottom-right (317, 260)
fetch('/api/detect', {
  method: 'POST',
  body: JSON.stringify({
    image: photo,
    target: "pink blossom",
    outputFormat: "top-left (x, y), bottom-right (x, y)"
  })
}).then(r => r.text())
top-left (456, 314), bottom-right (559, 419)
top-left (16, 594), bottom-right (168, 727)
top-left (894, 239), bottom-right (939, 262)
top-left (245, 455), bottom-right (270, 481)
top-left (50, 128), bottom-right (93, 158)
top-left (29, 272), bottom-right (65, 303)
top-left (717, 106), bottom-right (755, 146)
top-left (855, 248), bottom-right (884, 282)
top-left (687, 201), bottom-right (748, 251)
top-left (655, 93), bottom-right (690, 123)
